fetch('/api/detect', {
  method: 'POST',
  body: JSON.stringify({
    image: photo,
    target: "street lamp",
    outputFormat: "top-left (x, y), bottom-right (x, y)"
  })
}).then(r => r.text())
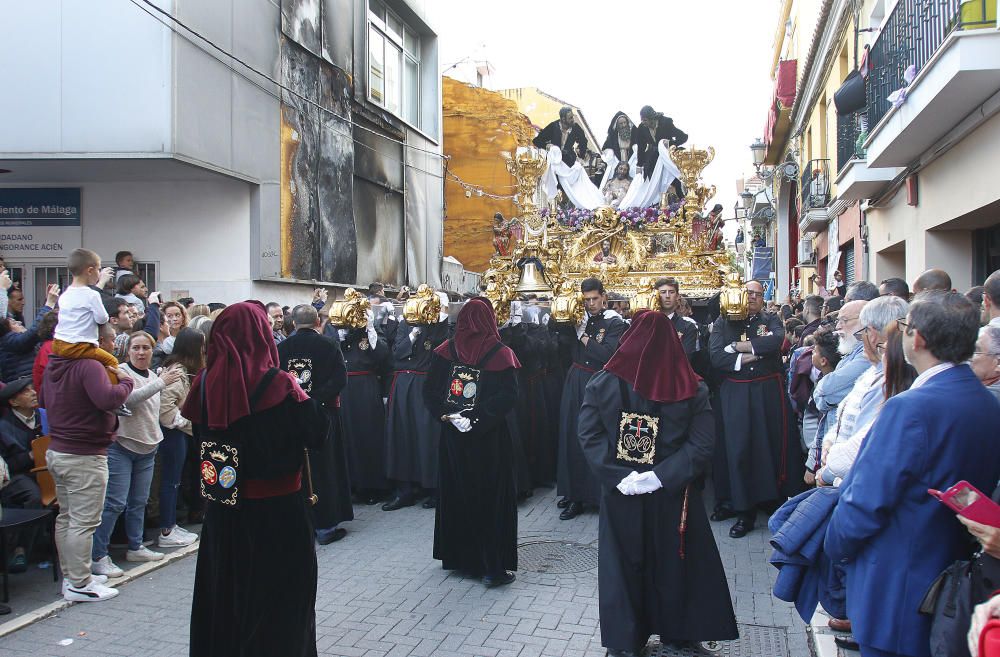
top-left (750, 138), bottom-right (767, 167)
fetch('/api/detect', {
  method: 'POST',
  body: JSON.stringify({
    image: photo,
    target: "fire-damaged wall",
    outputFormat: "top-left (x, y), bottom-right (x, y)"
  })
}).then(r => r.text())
top-left (278, 0), bottom-right (441, 288)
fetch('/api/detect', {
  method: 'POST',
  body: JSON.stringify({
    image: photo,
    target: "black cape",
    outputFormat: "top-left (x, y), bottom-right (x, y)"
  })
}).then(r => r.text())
top-left (278, 329), bottom-right (353, 528)
top-left (708, 311), bottom-right (805, 512)
top-left (500, 324), bottom-right (536, 496)
top-left (423, 352), bottom-right (519, 576)
top-left (635, 114), bottom-right (688, 173)
top-left (578, 372), bottom-right (737, 649)
top-left (523, 322), bottom-right (557, 486)
top-left (327, 325), bottom-right (391, 492)
top-left (551, 311), bottom-right (626, 505)
top-left (385, 319), bottom-right (449, 488)
top-left (532, 119), bottom-right (588, 167)
top-left (190, 398), bottom-right (329, 657)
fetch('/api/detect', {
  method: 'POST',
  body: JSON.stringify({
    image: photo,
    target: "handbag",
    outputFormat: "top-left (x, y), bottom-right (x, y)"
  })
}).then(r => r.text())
top-left (920, 551), bottom-right (1000, 657)
top-left (197, 368), bottom-right (280, 508)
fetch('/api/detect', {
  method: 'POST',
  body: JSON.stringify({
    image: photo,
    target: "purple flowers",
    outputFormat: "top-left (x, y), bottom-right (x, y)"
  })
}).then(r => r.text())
top-left (540, 200), bottom-right (687, 229)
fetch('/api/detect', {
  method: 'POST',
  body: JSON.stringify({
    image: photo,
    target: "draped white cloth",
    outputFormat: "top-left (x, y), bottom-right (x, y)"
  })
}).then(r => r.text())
top-left (616, 140), bottom-right (682, 210)
top-left (541, 146), bottom-right (607, 210)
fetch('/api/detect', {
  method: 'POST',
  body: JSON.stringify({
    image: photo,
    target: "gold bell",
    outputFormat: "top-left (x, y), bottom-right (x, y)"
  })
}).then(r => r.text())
top-left (514, 259), bottom-right (552, 296)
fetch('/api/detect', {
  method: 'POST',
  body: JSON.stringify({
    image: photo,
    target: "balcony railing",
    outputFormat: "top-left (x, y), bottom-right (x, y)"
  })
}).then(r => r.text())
top-left (801, 159), bottom-right (831, 209)
top-left (867, 0), bottom-right (996, 130)
top-left (837, 110), bottom-right (868, 173)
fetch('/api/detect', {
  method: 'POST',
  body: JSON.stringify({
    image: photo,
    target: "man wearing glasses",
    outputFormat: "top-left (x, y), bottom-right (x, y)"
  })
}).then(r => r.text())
top-left (708, 280), bottom-right (803, 538)
top-left (826, 291), bottom-right (1000, 657)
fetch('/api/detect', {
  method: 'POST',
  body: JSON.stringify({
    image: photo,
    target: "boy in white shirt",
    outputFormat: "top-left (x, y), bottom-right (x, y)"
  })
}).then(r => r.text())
top-left (53, 249), bottom-right (120, 382)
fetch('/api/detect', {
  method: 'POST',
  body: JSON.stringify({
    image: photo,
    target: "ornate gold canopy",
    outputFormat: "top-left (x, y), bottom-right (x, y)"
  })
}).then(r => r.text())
top-left (485, 145), bottom-right (731, 314)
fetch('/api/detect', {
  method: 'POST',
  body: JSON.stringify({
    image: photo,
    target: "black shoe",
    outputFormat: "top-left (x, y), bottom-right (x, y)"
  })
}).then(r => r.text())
top-left (606, 650), bottom-right (641, 657)
top-left (365, 496), bottom-right (380, 505)
top-left (381, 496), bottom-right (415, 512)
top-left (0, 603), bottom-right (9, 616)
top-left (559, 501), bottom-right (584, 520)
top-left (729, 517), bottom-right (756, 538)
top-left (482, 571), bottom-right (515, 588)
top-left (557, 497), bottom-right (570, 509)
top-left (711, 505), bottom-right (736, 522)
top-left (422, 497), bottom-right (437, 509)
top-left (833, 635), bottom-right (860, 651)
top-left (317, 527), bottom-right (347, 545)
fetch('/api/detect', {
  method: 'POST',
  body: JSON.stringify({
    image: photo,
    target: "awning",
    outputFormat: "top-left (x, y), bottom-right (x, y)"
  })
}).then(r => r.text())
top-left (764, 59), bottom-right (797, 165)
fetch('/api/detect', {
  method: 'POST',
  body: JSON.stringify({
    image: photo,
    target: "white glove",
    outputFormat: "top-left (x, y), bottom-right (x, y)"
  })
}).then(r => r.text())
top-left (338, 329), bottom-right (348, 341)
top-left (364, 310), bottom-right (378, 348)
top-left (409, 327), bottom-right (421, 343)
top-left (447, 414), bottom-right (472, 433)
top-left (616, 471), bottom-right (662, 495)
top-left (576, 317), bottom-right (587, 340)
top-left (724, 343), bottom-right (737, 354)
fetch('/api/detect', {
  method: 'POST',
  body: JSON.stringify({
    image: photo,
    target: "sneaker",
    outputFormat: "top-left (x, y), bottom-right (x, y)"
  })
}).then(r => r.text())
top-left (171, 525), bottom-right (199, 540)
top-left (114, 404), bottom-right (132, 417)
top-left (157, 527), bottom-right (198, 548)
top-left (125, 546), bottom-right (164, 562)
top-left (92, 555), bottom-right (124, 578)
top-left (64, 579), bottom-right (118, 602)
top-left (62, 574), bottom-right (108, 595)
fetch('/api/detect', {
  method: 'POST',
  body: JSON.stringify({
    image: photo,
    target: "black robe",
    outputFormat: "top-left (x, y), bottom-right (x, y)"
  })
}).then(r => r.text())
top-left (423, 352), bottom-right (518, 576)
top-left (190, 398), bottom-right (329, 657)
top-left (578, 373), bottom-right (738, 650)
top-left (385, 319), bottom-right (449, 488)
top-left (532, 119), bottom-right (589, 167)
top-left (551, 311), bottom-right (627, 505)
top-left (278, 329), bottom-right (353, 528)
top-left (635, 115), bottom-right (688, 173)
top-left (500, 324), bottom-right (536, 496)
top-left (328, 325), bottom-right (391, 492)
top-left (522, 323), bottom-right (557, 486)
top-left (601, 111), bottom-right (638, 164)
top-left (669, 313), bottom-right (699, 360)
top-left (708, 311), bottom-right (804, 512)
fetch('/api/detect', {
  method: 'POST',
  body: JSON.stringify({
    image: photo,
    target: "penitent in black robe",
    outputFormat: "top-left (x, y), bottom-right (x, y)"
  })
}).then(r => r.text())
top-left (423, 353), bottom-right (519, 577)
top-left (708, 311), bottom-right (805, 513)
top-left (578, 373), bottom-right (737, 651)
top-left (385, 319), bottom-right (449, 489)
top-left (521, 322), bottom-right (556, 486)
top-left (278, 329), bottom-right (353, 529)
top-left (190, 398), bottom-right (329, 657)
top-left (500, 324), bottom-right (534, 496)
top-left (551, 311), bottom-right (626, 505)
top-left (327, 325), bottom-right (391, 493)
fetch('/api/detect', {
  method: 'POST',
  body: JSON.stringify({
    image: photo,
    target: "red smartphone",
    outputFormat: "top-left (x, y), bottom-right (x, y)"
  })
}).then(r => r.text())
top-left (929, 481), bottom-right (1000, 527)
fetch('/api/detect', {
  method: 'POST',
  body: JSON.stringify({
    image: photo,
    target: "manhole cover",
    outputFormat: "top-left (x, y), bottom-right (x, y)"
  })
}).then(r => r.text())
top-left (517, 541), bottom-right (599, 574)
top-left (645, 624), bottom-right (789, 657)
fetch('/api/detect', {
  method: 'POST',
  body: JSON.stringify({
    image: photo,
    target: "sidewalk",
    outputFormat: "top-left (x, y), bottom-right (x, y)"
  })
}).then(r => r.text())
top-left (0, 487), bottom-right (814, 656)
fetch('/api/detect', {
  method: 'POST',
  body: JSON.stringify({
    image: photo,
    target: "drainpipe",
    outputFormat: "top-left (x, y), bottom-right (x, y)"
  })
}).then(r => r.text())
top-left (860, 202), bottom-right (870, 282)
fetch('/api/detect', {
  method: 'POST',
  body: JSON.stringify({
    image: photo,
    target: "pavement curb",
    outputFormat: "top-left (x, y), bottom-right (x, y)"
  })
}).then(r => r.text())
top-left (811, 605), bottom-right (860, 657)
top-left (0, 541), bottom-right (200, 639)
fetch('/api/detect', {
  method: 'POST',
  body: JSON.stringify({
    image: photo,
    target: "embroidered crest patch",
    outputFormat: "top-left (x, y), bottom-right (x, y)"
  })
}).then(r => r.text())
top-left (286, 357), bottom-right (314, 392)
top-left (359, 337), bottom-right (370, 351)
top-left (617, 412), bottom-right (658, 466)
top-left (596, 328), bottom-right (607, 343)
top-left (445, 364), bottom-right (481, 412)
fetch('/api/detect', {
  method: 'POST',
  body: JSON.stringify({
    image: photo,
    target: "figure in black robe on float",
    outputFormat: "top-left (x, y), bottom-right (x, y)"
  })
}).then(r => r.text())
top-left (532, 106), bottom-right (589, 167)
top-left (278, 305), bottom-right (353, 544)
top-left (383, 292), bottom-right (451, 511)
top-left (602, 111), bottom-right (638, 166)
top-left (635, 105), bottom-right (688, 175)
top-left (186, 302), bottom-right (329, 657)
top-left (549, 278), bottom-right (627, 520)
top-left (326, 308), bottom-right (391, 504)
top-left (708, 280), bottom-right (804, 538)
top-left (423, 298), bottom-right (520, 587)
top-left (579, 311), bottom-right (737, 657)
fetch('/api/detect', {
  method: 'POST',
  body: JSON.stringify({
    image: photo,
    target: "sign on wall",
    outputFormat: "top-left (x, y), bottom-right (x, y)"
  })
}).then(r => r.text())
top-left (0, 188), bottom-right (82, 259)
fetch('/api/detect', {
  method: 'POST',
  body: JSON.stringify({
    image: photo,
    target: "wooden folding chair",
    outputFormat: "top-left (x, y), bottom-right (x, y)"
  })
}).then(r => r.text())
top-left (30, 436), bottom-right (57, 508)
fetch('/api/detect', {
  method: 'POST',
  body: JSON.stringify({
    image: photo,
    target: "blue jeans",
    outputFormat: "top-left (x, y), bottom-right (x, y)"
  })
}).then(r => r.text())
top-left (92, 442), bottom-right (157, 559)
top-left (158, 428), bottom-right (187, 529)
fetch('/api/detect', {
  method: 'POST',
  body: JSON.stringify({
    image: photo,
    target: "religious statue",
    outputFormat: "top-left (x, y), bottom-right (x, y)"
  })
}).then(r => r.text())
top-left (491, 212), bottom-right (523, 257)
top-left (568, 206), bottom-right (647, 274)
top-left (601, 162), bottom-right (633, 208)
top-left (593, 240), bottom-right (618, 265)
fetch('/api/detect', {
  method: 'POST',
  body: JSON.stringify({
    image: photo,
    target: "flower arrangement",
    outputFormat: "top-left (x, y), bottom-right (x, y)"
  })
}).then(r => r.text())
top-left (541, 199), bottom-right (687, 229)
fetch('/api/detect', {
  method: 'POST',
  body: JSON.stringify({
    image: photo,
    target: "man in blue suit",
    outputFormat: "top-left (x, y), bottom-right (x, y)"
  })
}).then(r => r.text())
top-left (825, 290), bottom-right (1000, 657)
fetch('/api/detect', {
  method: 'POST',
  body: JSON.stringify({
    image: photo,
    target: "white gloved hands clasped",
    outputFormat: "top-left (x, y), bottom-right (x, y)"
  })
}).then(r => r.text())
top-left (446, 413), bottom-right (472, 433)
top-left (364, 309), bottom-right (378, 348)
top-left (576, 316), bottom-right (588, 340)
top-left (616, 470), bottom-right (663, 496)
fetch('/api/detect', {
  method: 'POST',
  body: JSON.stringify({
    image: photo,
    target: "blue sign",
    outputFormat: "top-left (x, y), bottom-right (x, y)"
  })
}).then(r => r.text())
top-left (751, 246), bottom-right (774, 281)
top-left (0, 188), bottom-right (81, 257)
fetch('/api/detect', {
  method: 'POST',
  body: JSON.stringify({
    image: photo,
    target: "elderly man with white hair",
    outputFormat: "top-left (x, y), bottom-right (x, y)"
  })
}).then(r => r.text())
top-left (816, 295), bottom-right (910, 487)
top-left (971, 325), bottom-right (1000, 402)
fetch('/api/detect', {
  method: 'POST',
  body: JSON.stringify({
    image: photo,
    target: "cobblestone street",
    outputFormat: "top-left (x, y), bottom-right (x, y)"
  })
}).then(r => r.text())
top-left (0, 487), bottom-right (811, 657)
